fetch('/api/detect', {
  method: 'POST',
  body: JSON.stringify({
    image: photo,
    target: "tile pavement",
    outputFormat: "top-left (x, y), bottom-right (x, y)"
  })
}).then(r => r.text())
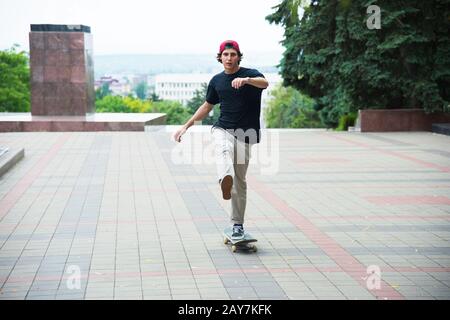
top-left (0, 127), bottom-right (449, 300)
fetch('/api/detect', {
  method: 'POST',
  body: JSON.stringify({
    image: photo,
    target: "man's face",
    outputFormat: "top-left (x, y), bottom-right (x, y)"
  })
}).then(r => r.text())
top-left (221, 48), bottom-right (240, 71)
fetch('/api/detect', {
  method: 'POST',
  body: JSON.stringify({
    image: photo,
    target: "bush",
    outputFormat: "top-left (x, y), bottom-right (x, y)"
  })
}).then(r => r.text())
top-left (336, 112), bottom-right (357, 131)
top-left (265, 84), bottom-right (323, 128)
top-left (151, 100), bottom-right (190, 125)
top-left (95, 95), bottom-right (190, 124)
top-left (0, 45), bottom-right (30, 112)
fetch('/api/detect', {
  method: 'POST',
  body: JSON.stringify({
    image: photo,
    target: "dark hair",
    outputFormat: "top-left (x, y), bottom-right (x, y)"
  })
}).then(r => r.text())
top-left (216, 49), bottom-right (243, 65)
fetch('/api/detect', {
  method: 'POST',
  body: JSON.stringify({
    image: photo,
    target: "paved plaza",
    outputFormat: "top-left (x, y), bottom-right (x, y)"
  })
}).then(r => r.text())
top-left (0, 127), bottom-right (449, 300)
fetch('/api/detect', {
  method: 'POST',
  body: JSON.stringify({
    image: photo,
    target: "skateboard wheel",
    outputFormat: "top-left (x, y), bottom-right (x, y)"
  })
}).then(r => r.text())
top-left (224, 237), bottom-right (229, 245)
top-left (231, 245), bottom-right (237, 252)
top-left (252, 245), bottom-right (257, 252)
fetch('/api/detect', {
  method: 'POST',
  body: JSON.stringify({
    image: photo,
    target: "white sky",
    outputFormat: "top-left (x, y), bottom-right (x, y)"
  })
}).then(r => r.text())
top-left (0, 0), bottom-right (285, 55)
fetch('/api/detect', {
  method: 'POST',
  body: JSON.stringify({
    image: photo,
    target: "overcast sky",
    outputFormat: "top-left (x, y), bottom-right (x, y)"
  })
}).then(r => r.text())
top-left (0, 0), bottom-right (285, 55)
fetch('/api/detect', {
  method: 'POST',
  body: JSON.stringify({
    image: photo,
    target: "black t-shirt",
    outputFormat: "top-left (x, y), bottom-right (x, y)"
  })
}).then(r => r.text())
top-left (206, 67), bottom-right (265, 144)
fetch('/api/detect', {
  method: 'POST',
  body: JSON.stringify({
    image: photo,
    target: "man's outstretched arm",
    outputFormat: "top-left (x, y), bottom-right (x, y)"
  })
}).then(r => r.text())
top-left (172, 101), bottom-right (214, 142)
top-left (231, 77), bottom-right (269, 89)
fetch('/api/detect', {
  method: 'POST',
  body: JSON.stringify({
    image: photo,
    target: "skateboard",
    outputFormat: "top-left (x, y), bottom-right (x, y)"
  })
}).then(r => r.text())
top-left (223, 227), bottom-right (257, 253)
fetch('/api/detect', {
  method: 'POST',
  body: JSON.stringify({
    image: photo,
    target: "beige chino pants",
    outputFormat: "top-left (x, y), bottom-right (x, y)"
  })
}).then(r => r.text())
top-left (211, 126), bottom-right (252, 225)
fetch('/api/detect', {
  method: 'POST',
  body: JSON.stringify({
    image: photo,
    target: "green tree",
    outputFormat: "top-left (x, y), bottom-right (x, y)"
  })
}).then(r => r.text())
top-left (123, 96), bottom-right (152, 113)
top-left (95, 95), bottom-right (129, 113)
top-left (186, 83), bottom-right (220, 125)
top-left (267, 0), bottom-right (450, 128)
top-left (149, 92), bottom-right (162, 102)
top-left (95, 94), bottom-right (189, 124)
top-left (96, 95), bottom-right (152, 113)
top-left (265, 84), bottom-right (323, 128)
top-left (151, 100), bottom-right (191, 125)
top-left (95, 82), bottom-right (112, 100)
top-left (0, 45), bottom-right (30, 112)
top-left (134, 81), bottom-right (148, 100)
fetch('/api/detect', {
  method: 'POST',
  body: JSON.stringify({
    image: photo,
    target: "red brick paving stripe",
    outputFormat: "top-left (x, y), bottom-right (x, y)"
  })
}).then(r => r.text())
top-left (247, 175), bottom-right (405, 300)
top-left (292, 157), bottom-right (352, 164)
top-left (0, 133), bottom-right (72, 222)
top-left (365, 196), bottom-right (450, 205)
top-left (311, 215), bottom-right (450, 221)
top-left (278, 185), bottom-right (450, 189)
top-left (320, 133), bottom-right (450, 172)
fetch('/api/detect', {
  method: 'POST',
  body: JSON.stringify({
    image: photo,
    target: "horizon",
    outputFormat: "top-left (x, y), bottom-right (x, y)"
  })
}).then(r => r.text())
top-left (92, 52), bottom-right (281, 77)
top-left (91, 51), bottom-right (283, 57)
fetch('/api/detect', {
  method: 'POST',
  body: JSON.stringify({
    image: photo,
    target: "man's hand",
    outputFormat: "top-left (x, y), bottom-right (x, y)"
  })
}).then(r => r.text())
top-left (173, 126), bottom-right (187, 143)
top-left (231, 77), bottom-right (250, 89)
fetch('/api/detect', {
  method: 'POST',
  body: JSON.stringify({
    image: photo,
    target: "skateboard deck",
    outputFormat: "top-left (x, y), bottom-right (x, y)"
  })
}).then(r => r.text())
top-left (223, 227), bottom-right (257, 252)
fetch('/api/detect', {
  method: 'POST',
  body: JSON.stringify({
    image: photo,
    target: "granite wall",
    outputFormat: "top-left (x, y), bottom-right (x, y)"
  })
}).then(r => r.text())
top-left (359, 109), bottom-right (450, 132)
top-left (29, 25), bottom-right (95, 116)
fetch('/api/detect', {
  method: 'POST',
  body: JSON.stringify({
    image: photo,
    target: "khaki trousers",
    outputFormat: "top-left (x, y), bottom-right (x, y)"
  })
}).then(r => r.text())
top-left (211, 127), bottom-right (252, 225)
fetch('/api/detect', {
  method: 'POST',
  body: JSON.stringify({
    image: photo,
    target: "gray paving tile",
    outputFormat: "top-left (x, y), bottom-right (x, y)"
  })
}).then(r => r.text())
top-left (2, 130), bottom-right (450, 301)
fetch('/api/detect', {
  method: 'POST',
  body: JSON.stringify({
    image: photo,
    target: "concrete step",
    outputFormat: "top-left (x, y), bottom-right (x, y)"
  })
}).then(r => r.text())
top-left (0, 146), bottom-right (24, 178)
top-left (431, 123), bottom-right (450, 136)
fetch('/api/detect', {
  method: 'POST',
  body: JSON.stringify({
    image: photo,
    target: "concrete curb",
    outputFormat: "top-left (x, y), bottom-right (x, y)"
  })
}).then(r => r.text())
top-left (432, 123), bottom-right (450, 136)
top-left (0, 147), bottom-right (25, 178)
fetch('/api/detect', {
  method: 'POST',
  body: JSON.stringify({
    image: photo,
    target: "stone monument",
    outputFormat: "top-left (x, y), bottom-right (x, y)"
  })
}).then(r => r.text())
top-left (0, 24), bottom-right (165, 131)
top-left (29, 24), bottom-right (95, 116)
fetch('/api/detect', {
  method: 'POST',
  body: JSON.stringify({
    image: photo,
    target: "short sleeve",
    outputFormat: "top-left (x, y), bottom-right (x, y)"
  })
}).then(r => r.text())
top-left (206, 80), bottom-right (219, 105)
top-left (248, 68), bottom-right (265, 78)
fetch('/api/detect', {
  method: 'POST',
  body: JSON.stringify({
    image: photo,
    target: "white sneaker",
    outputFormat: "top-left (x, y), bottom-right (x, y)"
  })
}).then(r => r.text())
top-left (231, 225), bottom-right (244, 240)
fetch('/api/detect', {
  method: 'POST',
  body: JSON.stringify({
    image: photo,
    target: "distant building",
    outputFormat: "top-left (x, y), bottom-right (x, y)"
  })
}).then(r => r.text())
top-left (94, 76), bottom-right (132, 96)
top-left (154, 72), bottom-right (282, 110)
top-left (154, 74), bottom-right (213, 106)
top-left (110, 82), bottom-right (132, 97)
top-left (132, 74), bottom-right (148, 87)
top-left (94, 76), bottom-right (118, 88)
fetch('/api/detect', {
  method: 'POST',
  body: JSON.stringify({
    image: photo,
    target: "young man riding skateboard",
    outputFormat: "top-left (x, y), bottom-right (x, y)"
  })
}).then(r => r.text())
top-left (173, 40), bottom-right (268, 240)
